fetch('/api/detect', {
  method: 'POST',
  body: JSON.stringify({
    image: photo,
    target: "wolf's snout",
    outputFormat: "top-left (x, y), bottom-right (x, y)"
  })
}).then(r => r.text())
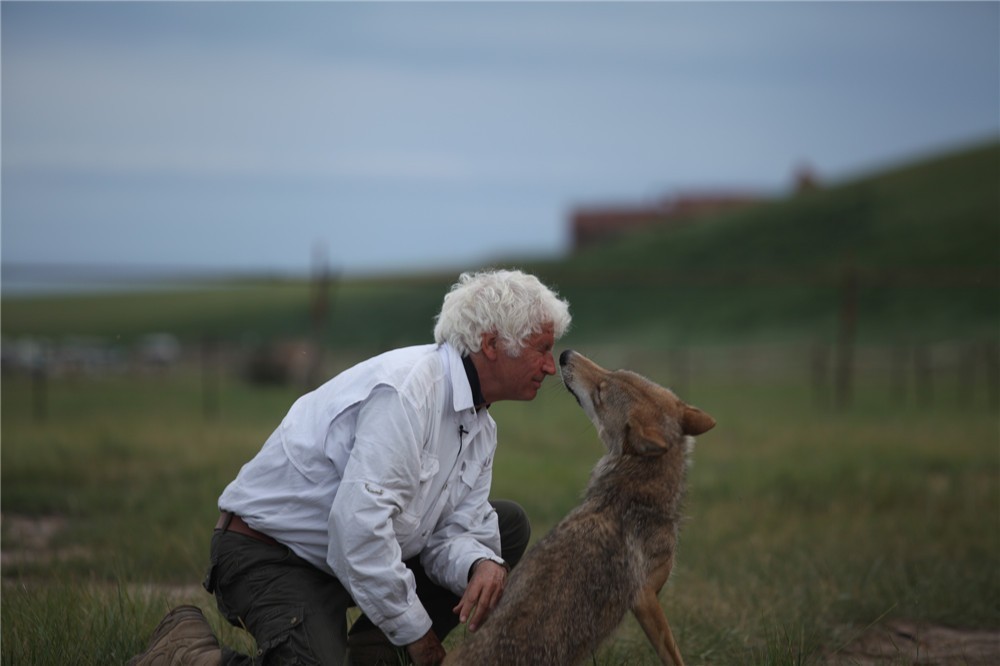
top-left (559, 349), bottom-right (574, 366)
top-left (558, 350), bottom-right (582, 405)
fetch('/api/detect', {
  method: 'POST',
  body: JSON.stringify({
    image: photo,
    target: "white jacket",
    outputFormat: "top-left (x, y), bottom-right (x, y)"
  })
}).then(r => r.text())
top-left (218, 343), bottom-right (503, 645)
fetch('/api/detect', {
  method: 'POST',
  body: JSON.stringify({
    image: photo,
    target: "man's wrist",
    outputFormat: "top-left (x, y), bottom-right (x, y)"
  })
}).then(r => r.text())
top-left (408, 629), bottom-right (439, 648)
top-left (468, 556), bottom-right (509, 581)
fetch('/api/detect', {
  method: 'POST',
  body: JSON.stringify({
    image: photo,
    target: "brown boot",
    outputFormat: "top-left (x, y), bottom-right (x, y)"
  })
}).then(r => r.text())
top-left (128, 605), bottom-right (222, 666)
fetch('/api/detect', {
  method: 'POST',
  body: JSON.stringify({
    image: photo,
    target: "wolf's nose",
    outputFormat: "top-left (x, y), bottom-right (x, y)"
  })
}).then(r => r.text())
top-left (559, 349), bottom-right (574, 366)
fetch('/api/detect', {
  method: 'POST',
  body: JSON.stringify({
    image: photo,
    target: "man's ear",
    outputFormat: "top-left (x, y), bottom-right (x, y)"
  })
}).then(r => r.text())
top-left (480, 332), bottom-right (499, 361)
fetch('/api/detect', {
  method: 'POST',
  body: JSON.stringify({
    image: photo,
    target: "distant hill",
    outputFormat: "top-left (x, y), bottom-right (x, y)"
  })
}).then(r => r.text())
top-left (3, 141), bottom-right (997, 350)
top-left (536, 140), bottom-right (999, 346)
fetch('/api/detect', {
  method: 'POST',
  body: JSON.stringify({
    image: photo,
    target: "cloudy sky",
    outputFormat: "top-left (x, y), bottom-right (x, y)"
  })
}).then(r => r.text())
top-left (3, 1), bottom-right (998, 290)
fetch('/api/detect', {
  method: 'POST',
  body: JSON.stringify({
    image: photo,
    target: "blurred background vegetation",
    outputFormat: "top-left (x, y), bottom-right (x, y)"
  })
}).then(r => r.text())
top-left (4, 142), bottom-right (996, 349)
top-left (2, 141), bottom-right (998, 664)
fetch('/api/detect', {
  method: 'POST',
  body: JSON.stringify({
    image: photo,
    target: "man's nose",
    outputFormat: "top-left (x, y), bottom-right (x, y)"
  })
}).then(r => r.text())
top-left (542, 353), bottom-right (556, 375)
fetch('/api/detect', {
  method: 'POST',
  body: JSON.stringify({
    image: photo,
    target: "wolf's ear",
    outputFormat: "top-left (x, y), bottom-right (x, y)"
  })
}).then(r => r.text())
top-left (682, 406), bottom-right (716, 436)
top-left (625, 420), bottom-right (671, 455)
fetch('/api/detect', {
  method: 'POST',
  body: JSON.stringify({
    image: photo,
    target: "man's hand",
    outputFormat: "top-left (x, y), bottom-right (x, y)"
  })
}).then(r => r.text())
top-left (407, 629), bottom-right (446, 666)
top-left (452, 559), bottom-right (507, 632)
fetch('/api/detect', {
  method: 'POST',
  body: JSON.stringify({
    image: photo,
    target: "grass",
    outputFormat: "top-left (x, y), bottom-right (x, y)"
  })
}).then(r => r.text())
top-left (1, 141), bottom-right (996, 663)
top-left (2, 343), bottom-right (997, 664)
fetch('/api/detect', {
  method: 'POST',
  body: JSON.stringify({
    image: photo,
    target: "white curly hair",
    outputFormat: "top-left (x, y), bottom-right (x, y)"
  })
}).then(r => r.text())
top-left (434, 269), bottom-right (572, 356)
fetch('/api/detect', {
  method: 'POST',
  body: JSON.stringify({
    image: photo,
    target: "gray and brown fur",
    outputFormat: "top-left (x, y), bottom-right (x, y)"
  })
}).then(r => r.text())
top-left (445, 350), bottom-right (715, 666)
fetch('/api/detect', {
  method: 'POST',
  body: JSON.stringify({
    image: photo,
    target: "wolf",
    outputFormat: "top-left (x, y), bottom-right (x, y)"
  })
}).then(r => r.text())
top-left (444, 349), bottom-right (716, 666)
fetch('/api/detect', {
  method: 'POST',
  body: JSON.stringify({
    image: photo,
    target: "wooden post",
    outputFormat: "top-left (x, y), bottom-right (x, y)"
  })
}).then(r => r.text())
top-left (811, 343), bottom-right (830, 410)
top-left (985, 340), bottom-right (1000, 409)
top-left (32, 364), bottom-right (48, 423)
top-left (202, 336), bottom-right (220, 421)
top-left (308, 243), bottom-right (335, 390)
top-left (914, 345), bottom-right (933, 408)
top-left (834, 262), bottom-right (858, 411)
top-left (957, 342), bottom-right (976, 408)
top-left (890, 344), bottom-right (909, 407)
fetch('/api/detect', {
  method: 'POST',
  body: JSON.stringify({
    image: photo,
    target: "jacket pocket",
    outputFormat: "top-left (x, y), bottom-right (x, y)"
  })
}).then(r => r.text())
top-left (460, 459), bottom-right (483, 488)
top-left (446, 459), bottom-right (483, 509)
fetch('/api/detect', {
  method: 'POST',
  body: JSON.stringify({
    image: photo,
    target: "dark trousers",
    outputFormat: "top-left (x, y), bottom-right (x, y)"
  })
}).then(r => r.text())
top-left (204, 500), bottom-right (531, 665)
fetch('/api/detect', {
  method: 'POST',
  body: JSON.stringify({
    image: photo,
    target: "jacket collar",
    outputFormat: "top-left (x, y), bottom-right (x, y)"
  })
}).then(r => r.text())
top-left (461, 354), bottom-right (488, 409)
top-left (441, 343), bottom-right (476, 413)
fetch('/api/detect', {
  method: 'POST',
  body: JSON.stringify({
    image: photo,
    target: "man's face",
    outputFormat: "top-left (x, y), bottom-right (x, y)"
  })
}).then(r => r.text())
top-left (492, 325), bottom-right (557, 402)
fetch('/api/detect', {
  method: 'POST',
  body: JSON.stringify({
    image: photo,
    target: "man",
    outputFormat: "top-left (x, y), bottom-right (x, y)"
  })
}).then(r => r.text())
top-left (130, 269), bottom-right (572, 666)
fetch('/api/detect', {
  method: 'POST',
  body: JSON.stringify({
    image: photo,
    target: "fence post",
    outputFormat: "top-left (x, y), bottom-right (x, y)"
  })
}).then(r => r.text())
top-left (811, 343), bottom-right (830, 409)
top-left (834, 262), bottom-right (857, 410)
top-left (32, 364), bottom-right (48, 423)
top-left (957, 342), bottom-right (976, 408)
top-left (914, 345), bottom-right (933, 408)
top-left (202, 336), bottom-right (220, 421)
top-left (985, 340), bottom-right (1000, 409)
top-left (308, 243), bottom-right (334, 390)
top-left (890, 344), bottom-right (909, 406)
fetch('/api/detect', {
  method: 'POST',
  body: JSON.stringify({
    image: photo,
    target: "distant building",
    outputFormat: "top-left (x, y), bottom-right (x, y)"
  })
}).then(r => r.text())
top-left (569, 191), bottom-right (761, 250)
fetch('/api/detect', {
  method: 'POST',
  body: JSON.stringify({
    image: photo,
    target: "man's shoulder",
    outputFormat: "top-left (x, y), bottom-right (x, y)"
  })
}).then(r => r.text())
top-left (354, 344), bottom-right (448, 394)
top-left (371, 343), bottom-right (442, 374)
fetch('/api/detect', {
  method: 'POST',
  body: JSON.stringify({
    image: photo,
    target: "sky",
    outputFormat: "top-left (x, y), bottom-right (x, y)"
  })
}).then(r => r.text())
top-left (2, 1), bottom-right (998, 291)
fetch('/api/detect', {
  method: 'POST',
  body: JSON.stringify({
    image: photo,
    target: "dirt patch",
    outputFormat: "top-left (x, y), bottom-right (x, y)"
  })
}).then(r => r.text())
top-left (2, 513), bottom-right (66, 548)
top-left (0, 513), bottom-right (91, 568)
top-left (830, 619), bottom-right (1000, 665)
top-left (127, 582), bottom-right (210, 605)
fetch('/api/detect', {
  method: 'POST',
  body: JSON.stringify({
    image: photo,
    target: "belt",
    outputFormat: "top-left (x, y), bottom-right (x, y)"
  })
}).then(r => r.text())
top-left (216, 511), bottom-right (280, 547)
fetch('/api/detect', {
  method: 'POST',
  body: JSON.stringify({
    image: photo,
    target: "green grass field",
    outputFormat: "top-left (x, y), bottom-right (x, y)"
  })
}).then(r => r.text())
top-left (2, 141), bottom-right (997, 663)
top-left (2, 343), bottom-right (997, 664)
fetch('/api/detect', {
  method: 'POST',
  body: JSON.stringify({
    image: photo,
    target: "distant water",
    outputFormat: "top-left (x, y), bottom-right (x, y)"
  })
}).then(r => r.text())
top-left (2, 276), bottom-right (190, 298)
top-left (1, 264), bottom-right (288, 298)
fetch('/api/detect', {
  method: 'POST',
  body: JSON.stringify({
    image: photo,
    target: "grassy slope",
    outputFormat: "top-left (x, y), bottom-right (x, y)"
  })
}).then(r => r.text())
top-left (2, 142), bottom-right (998, 350)
top-left (540, 140), bottom-right (999, 345)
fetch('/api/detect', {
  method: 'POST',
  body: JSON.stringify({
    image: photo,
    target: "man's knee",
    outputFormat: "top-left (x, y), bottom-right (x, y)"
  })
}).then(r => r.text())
top-left (491, 499), bottom-right (531, 567)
